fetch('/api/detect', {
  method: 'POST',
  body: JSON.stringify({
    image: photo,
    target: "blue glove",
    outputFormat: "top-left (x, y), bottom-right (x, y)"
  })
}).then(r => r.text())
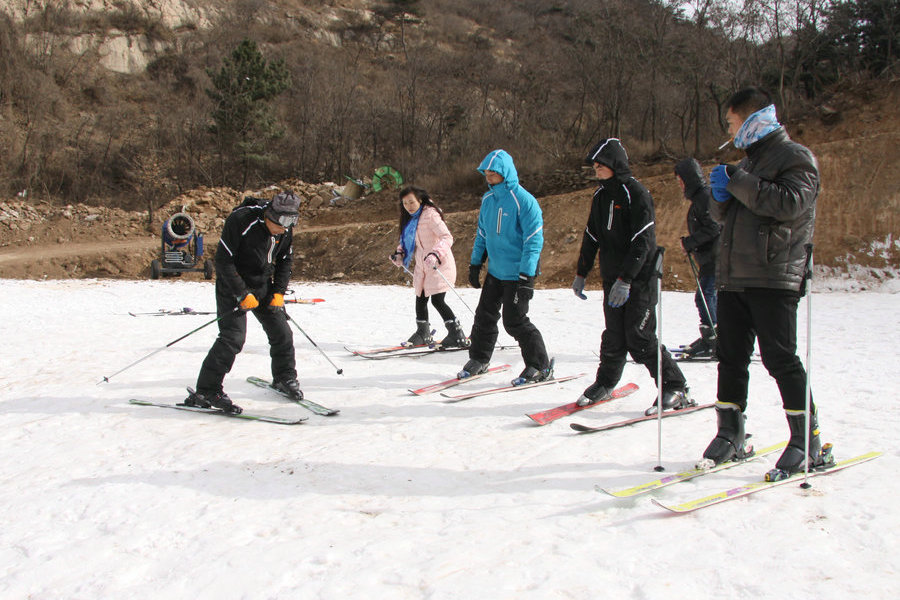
top-left (709, 164), bottom-right (733, 203)
top-left (572, 275), bottom-right (587, 300)
top-left (607, 278), bottom-right (631, 308)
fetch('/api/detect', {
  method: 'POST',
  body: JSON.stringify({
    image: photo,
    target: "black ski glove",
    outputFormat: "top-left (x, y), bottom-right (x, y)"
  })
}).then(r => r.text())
top-left (468, 263), bottom-right (483, 288)
top-left (515, 274), bottom-right (534, 303)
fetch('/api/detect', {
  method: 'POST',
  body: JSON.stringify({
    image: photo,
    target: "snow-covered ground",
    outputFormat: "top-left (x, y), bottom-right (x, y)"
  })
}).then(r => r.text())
top-left (1, 278), bottom-right (897, 599)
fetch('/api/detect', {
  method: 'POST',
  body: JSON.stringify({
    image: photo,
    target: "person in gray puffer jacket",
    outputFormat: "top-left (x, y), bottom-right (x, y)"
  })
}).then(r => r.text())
top-left (701, 87), bottom-right (831, 479)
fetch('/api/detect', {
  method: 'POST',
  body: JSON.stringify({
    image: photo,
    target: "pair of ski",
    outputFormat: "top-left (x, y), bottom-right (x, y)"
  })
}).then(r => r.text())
top-left (412, 369), bottom-right (707, 430)
top-left (129, 299), bottom-right (325, 317)
top-left (346, 342), bottom-right (468, 360)
top-left (129, 376), bottom-right (339, 425)
top-left (600, 441), bottom-right (881, 513)
top-left (410, 365), bottom-right (588, 404)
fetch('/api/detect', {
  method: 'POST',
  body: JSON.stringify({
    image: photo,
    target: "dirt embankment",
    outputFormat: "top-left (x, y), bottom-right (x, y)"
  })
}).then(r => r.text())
top-left (1, 83), bottom-right (897, 288)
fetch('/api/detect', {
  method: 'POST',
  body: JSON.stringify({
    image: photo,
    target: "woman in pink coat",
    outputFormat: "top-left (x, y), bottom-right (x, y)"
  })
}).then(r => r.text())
top-left (391, 186), bottom-right (469, 348)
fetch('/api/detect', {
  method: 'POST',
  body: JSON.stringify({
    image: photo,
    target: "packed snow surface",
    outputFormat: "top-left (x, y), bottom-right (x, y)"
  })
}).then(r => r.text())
top-left (1, 279), bottom-right (897, 599)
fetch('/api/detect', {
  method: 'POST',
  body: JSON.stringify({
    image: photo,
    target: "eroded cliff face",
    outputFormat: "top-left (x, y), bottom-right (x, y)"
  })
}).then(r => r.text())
top-left (1, 0), bottom-right (374, 72)
top-left (1, 0), bottom-right (214, 29)
top-left (1, 0), bottom-right (216, 72)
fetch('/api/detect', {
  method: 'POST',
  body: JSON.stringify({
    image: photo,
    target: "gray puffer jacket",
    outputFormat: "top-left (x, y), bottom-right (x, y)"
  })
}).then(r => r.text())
top-left (711, 127), bottom-right (818, 292)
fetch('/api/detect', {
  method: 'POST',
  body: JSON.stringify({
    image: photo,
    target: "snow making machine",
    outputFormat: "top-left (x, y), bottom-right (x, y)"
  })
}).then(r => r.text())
top-left (150, 211), bottom-right (214, 279)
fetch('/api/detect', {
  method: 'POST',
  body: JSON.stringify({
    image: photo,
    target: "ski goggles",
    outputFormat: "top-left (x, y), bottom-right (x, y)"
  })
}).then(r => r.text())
top-left (270, 212), bottom-right (299, 228)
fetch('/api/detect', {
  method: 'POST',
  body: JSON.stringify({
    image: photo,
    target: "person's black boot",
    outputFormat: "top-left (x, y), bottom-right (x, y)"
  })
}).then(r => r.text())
top-left (273, 378), bottom-right (304, 401)
top-left (184, 389), bottom-right (242, 415)
top-left (511, 358), bottom-right (554, 386)
top-left (458, 359), bottom-right (489, 379)
top-left (440, 318), bottom-right (470, 349)
top-left (700, 402), bottom-right (750, 466)
top-left (773, 410), bottom-right (830, 474)
top-left (576, 381), bottom-right (612, 407)
top-left (406, 320), bottom-right (433, 346)
top-left (644, 387), bottom-right (693, 416)
top-left (700, 324), bottom-right (717, 358)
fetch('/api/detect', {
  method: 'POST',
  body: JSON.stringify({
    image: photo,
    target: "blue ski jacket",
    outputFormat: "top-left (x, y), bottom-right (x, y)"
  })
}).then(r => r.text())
top-left (471, 150), bottom-right (544, 280)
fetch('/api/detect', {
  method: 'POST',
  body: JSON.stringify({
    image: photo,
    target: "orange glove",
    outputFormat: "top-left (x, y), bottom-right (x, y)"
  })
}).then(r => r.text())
top-left (239, 293), bottom-right (259, 311)
top-left (269, 293), bottom-right (285, 309)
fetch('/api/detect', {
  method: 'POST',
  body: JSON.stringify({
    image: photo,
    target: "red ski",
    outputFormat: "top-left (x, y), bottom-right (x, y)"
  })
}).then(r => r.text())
top-left (409, 364), bottom-right (512, 395)
top-left (526, 382), bottom-right (640, 425)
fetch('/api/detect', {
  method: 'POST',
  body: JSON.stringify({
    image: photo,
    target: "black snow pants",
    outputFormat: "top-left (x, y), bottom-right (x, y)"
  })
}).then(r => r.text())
top-left (716, 289), bottom-right (811, 413)
top-left (467, 273), bottom-right (550, 371)
top-left (195, 281), bottom-right (297, 393)
top-left (594, 277), bottom-right (685, 392)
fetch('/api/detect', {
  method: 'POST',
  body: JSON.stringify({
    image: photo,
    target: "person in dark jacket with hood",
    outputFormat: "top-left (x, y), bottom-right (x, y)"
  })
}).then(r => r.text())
top-left (184, 191), bottom-right (303, 414)
top-left (460, 149), bottom-right (552, 385)
top-left (572, 138), bottom-right (689, 415)
top-left (701, 87), bottom-right (829, 479)
top-left (674, 157), bottom-right (721, 358)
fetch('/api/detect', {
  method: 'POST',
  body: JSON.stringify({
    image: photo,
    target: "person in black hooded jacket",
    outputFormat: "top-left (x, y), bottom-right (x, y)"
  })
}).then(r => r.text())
top-left (184, 191), bottom-right (304, 414)
top-left (572, 138), bottom-right (689, 415)
top-left (674, 157), bottom-right (721, 357)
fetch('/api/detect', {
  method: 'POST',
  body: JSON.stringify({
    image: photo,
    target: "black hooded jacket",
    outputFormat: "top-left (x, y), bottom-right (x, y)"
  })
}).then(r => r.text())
top-left (214, 202), bottom-right (294, 302)
top-left (577, 138), bottom-right (656, 283)
top-left (674, 158), bottom-right (721, 270)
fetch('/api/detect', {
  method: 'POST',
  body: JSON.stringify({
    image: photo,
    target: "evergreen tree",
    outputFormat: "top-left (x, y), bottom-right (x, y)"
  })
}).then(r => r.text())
top-left (206, 39), bottom-right (291, 188)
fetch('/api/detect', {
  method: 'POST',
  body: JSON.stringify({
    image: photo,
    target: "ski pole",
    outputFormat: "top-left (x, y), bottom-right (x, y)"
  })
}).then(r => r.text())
top-left (800, 243), bottom-right (814, 488)
top-left (653, 247), bottom-right (666, 472)
top-left (285, 311), bottom-right (344, 375)
top-left (99, 306), bottom-right (239, 384)
top-left (686, 251), bottom-right (716, 337)
top-left (430, 265), bottom-right (477, 317)
top-left (397, 262), bottom-right (477, 318)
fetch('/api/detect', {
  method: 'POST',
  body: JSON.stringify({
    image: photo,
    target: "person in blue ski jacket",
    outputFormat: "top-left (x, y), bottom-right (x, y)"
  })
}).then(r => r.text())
top-left (459, 149), bottom-right (552, 385)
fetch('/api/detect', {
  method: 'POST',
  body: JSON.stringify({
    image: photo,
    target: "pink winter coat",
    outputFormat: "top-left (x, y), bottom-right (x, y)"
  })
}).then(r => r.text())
top-left (397, 206), bottom-right (457, 296)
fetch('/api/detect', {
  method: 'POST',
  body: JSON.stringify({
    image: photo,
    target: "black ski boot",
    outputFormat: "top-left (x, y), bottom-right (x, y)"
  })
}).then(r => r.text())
top-left (406, 320), bottom-right (433, 346)
top-left (273, 378), bottom-right (304, 401)
top-left (576, 380), bottom-right (613, 407)
top-left (440, 318), bottom-right (470, 349)
top-left (458, 359), bottom-right (489, 379)
top-left (700, 402), bottom-right (750, 466)
top-left (681, 325), bottom-right (716, 358)
top-left (183, 389), bottom-right (243, 415)
top-left (770, 410), bottom-right (833, 477)
top-left (644, 387), bottom-right (693, 416)
top-left (511, 358), bottom-right (554, 386)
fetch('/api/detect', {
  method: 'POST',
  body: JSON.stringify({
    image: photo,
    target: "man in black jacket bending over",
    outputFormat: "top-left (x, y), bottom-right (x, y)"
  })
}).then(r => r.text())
top-left (185, 191), bottom-right (303, 414)
top-left (572, 138), bottom-right (689, 416)
top-left (702, 87), bottom-right (829, 478)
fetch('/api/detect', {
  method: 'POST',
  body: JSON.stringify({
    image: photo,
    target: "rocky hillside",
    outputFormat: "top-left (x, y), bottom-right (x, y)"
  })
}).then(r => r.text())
top-left (1, 79), bottom-right (897, 290)
top-left (0, 2), bottom-right (896, 288)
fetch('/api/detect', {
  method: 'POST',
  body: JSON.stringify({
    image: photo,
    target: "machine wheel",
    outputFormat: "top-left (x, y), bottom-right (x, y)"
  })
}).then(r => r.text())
top-left (204, 261), bottom-right (214, 280)
top-left (150, 259), bottom-right (161, 280)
